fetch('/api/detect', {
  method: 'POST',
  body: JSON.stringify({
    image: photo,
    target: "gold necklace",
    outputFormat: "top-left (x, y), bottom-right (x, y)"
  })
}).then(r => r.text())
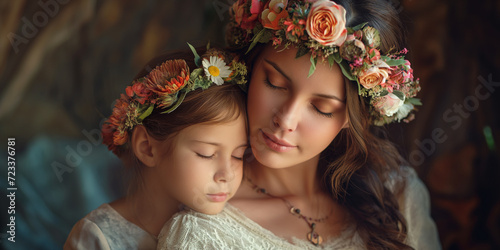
top-left (246, 177), bottom-right (332, 246)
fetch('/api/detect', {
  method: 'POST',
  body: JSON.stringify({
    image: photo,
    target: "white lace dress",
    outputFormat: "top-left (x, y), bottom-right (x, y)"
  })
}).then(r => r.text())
top-left (157, 167), bottom-right (441, 250)
top-left (64, 203), bottom-right (157, 250)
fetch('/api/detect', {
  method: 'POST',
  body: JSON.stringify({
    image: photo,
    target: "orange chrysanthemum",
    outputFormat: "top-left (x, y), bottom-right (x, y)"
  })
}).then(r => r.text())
top-left (145, 59), bottom-right (190, 95)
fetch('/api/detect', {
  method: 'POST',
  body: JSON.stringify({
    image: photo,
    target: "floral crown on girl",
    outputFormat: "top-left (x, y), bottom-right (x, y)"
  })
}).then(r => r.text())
top-left (227, 0), bottom-right (421, 125)
top-left (101, 44), bottom-right (247, 154)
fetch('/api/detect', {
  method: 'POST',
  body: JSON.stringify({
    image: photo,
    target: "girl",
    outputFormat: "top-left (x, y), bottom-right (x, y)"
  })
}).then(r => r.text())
top-left (159, 0), bottom-right (441, 249)
top-left (64, 46), bottom-right (248, 249)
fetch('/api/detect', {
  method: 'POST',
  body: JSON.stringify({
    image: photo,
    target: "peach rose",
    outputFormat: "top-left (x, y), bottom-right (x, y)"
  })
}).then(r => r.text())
top-left (358, 66), bottom-right (389, 89)
top-left (372, 93), bottom-right (405, 117)
top-left (306, 0), bottom-right (347, 46)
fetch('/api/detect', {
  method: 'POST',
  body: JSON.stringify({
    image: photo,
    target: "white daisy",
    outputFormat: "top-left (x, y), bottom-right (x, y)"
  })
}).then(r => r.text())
top-left (202, 56), bottom-right (231, 85)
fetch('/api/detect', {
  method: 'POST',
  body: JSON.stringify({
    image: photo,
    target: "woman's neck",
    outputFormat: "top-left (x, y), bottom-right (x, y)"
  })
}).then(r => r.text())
top-left (245, 155), bottom-right (322, 198)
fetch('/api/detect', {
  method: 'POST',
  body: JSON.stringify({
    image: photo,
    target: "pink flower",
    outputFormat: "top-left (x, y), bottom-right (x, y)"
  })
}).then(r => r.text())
top-left (371, 93), bottom-right (405, 117)
top-left (232, 0), bottom-right (261, 29)
top-left (305, 0), bottom-right (347, 46)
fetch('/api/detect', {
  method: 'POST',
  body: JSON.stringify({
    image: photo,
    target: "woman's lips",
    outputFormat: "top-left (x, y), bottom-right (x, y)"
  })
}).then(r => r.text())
top-left (206, 193), bottom-right (228, 202)
top-left (261, 130), bottom-right (297, 152)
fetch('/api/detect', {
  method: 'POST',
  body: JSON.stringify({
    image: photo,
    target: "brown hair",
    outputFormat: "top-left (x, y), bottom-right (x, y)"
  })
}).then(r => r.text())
top-left (119, 48), bottom-right (248, 194)
top-left (239, 0), bottom-right (412, 248)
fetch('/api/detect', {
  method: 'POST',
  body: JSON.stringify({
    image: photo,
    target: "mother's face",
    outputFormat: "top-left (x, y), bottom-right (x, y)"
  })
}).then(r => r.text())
top-left (247, 45), bottom-right (349, 169)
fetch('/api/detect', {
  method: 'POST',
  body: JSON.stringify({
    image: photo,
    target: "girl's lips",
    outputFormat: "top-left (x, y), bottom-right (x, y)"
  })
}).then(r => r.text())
top-left (206, 193), bottom-right (228, 202)
top-left (261, 130), bottom-right (296, 152)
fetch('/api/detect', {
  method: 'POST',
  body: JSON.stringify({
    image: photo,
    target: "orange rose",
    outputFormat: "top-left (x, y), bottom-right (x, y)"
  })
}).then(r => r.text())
top-left (306, 0), bottom-right (347, 46)
top-left (358, 66), bottom-right (389, 89)
top-left (261, 0), bottom-right (288, 30)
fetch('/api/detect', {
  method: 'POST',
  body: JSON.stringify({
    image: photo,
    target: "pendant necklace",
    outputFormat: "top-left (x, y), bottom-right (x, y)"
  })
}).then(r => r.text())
top-left (246, 176), bottom-right (332, 246)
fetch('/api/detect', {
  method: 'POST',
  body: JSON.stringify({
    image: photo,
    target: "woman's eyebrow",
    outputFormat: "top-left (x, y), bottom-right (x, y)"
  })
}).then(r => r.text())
top-left (314, 93), bottom-right (346, 103)
top-left (264, 59), bottom-right (291, 82)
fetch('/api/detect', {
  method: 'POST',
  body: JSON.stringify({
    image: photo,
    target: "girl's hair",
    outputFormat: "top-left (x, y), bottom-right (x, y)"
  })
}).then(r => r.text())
top-left (120, 48), bottom-right (248, 195)
top-left (242, 0), bottom-right (412, 249)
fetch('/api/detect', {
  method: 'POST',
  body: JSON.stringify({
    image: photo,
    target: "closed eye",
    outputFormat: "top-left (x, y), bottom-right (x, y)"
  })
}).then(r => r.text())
top-left (264, 79), bottom-right (286, 90)
top-left (312, 104), bottom-right (334, 118)
top-left (196, 153), bottom-right (214, 159)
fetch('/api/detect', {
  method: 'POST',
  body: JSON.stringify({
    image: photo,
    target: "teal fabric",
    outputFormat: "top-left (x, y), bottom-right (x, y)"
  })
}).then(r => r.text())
top-left (0, 135), bottom-right (124, 250)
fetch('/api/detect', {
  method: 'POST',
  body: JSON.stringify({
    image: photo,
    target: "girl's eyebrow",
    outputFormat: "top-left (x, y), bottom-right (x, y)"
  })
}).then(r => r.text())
top-left (264, 59), bottom-right (291, 82)
top-left (191, 140), bottom-right (249, 148)
top-left (264, 59), bottom-right (346, 103)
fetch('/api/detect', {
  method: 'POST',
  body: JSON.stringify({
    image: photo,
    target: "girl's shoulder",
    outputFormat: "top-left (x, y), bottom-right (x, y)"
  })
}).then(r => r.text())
top-left (64, 203), bottom-right (156, 250)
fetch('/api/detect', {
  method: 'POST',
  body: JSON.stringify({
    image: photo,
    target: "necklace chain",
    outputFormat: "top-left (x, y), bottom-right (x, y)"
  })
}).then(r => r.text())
top-left (246, 176), bottom-right (331, 246)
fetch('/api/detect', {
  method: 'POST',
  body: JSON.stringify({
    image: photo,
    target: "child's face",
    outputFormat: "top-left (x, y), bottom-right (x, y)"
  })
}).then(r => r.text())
top-left (159, 115), bottom-right (247, 214)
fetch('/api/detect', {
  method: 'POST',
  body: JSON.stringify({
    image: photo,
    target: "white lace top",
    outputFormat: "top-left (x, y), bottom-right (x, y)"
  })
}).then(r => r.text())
top-left (157, 167), bottom-right (441, 250)
top-left (64, 203), bottom-right (157, 250)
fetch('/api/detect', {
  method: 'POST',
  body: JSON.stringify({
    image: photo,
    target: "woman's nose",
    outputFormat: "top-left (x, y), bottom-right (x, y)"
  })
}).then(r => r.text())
top-left (272, 98), bottom-right (300, 133)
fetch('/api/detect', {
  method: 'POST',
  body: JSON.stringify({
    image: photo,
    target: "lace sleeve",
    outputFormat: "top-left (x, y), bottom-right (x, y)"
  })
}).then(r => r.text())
top-left (63, 218), bottom-right (111, 250)
top-left (401, 168), bottom-right (442, 250)
top-left (157, 211), bottom-right (240, 250)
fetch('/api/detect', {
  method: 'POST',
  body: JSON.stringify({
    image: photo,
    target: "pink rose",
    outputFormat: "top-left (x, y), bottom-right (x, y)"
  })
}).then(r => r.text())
top-left (372, 93), bottom-right (405, 117)
top-left (305, 0), bottom-right (347, 46)
top-left (358, 66), bottom-right (389, 89)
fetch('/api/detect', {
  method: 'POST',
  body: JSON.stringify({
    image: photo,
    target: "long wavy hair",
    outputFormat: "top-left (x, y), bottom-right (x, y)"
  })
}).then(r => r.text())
top-left (240, 0), bottom-right (413, 248)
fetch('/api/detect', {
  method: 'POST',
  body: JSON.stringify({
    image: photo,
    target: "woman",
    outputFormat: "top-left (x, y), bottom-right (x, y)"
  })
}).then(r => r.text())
top-left (159, 0), bottom-right (440, 249)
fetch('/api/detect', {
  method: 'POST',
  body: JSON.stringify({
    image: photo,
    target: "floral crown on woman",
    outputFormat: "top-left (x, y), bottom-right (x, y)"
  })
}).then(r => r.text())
top-left (102, 44), bottom-right (247, 154)
top-left (227, 0), bottom-right (421, 125)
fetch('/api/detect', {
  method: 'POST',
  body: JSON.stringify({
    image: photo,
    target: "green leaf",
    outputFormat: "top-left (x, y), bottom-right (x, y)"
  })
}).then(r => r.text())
top-left (392, 90), bottom-right (405, 101)
top-left (328, 55), bottom-right (335, 68)
top-left (246, 29), bottom-right (266, 54)
top-left (408, 98), bottom-right (422, 106)
top-left (347, 22), bottom-right (368, 33)
top-left (379, 89), bottom-right (389, 96)
top-left (381, 55), bottom-right (406, 66)
top-left (338, 61), bottom-right (355, 81)
top-left (308, 56), bottom-right (317, 78)
top-left (190, 68), bottom-right (203, 80)
top-left (295, 45), bottom-right (309, 59)
top-left (187, 42), bottom-right (201, 67)
top-left (332, 52), bottom-right (342, 63)
top-left (137, 105), bottom-right (154, 122)
top-left (162, 91), bottom-right (188, 114)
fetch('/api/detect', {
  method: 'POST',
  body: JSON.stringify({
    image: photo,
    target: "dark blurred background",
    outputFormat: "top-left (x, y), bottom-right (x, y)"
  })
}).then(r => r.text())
top-left (0, 0), bottom-right (498, 249)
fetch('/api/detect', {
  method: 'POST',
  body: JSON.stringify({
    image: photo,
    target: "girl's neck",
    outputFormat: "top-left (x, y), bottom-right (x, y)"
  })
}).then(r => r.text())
top-left (124, 184), bottom-right (180, 237)
top-left (245, 155), bottom-right (322, 198)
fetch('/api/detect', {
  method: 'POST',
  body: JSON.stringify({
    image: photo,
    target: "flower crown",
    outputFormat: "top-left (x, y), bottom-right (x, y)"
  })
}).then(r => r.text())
top-left (102, 44), bottom-right (247, 153)
top-left (227, 0), bottom-right (421, 125)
